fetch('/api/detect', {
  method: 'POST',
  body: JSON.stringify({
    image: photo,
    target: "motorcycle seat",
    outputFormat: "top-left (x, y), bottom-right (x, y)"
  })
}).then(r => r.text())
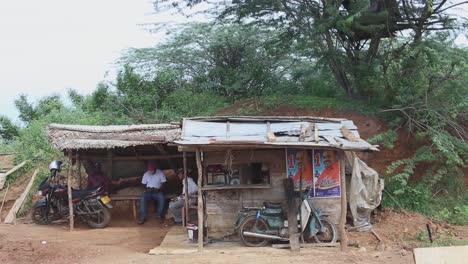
top-left (263, 202), bottom-right (282, 209)
top-left (71, 187), bottom-right (100, 199)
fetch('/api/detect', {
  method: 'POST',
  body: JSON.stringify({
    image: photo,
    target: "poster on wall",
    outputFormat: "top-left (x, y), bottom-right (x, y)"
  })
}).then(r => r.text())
top-left (311, 149), bottom-right (341, 198)
top-left (286, 149), bottom-right (313, 191)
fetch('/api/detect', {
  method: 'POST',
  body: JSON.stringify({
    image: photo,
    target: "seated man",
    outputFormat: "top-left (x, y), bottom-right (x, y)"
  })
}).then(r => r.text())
top-left (139, 161), bottom-right (167, 224)
top-left (169, 169), bottom-right (198, 226)
top-left (86, 161), bottom-right (110, 193)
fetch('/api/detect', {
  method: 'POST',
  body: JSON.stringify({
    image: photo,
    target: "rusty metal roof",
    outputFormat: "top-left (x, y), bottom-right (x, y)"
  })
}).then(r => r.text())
top-left (175, 116), bottom-right (378, 151)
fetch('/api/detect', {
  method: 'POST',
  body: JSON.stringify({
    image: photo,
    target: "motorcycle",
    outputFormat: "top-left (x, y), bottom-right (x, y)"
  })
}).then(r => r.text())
top-left (31, 160), bottom-right (112, 229)
top-left (235, 199), bottom-right (337, 247)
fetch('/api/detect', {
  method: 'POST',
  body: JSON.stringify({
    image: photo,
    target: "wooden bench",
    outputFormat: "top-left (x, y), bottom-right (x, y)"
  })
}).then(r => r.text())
top-left (110, 194), bottom-right (140, 219)
top-left (110, 193), bottom-right (178, 220)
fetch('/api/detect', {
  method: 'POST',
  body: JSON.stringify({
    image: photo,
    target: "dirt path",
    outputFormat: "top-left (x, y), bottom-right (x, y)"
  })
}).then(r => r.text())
top-left (0, 218), bottom-right (415, 264)
top-left (0, 218), bottom-right (170, 264)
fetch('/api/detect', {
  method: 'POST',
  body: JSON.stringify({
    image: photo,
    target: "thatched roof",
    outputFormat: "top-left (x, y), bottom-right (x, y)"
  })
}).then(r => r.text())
top-left (47, 123), bottom-right (181, 150)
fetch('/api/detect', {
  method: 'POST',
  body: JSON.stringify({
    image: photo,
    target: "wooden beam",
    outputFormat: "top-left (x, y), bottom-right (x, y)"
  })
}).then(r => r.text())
top-left (4, 169), bottom-right (38, 224)
top-left (67, 152), bottom-right (74, 231)
top-left (196, 148), bottom-right (204, 252)
top-left (107, 151), bottom-right (113, 181)
top-left (73, 154), bottom-right (193, 161)
top-left (183, 151), bottom-right (189, 226)
top-left (340, 126), bottom-right (362, 142)
top-left (0, 161), bottom-right (27, 189)
top-left (73, 135), bottom-right (166, 141)
top-left (77, 154), bottom-right (82, 189)
top-left (339, 152), bottom-right (348, 251)
top-left (0, 183), bottom-right (10, 222)
top-left (283, 178), bottom-right (300, 252)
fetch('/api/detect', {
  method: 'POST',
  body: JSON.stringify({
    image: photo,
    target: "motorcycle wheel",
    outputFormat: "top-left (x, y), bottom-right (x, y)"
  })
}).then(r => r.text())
top-left (85, 207), bottom-right (111, 229)
top-left (238, 215), bottom-right (270, 247)
top-left (309, 217), bottom-right (337, 243)
top-left (31, 205), bottom-right (60, 225)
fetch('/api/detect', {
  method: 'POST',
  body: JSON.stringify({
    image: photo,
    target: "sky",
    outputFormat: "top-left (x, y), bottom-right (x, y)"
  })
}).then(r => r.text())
top-left (0, 1), bottom-right (466, 122)
top-left (0, 0), bottom-right (207, 121)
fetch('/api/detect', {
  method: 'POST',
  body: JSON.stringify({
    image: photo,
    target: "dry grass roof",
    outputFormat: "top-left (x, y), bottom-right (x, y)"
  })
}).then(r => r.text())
top-left (47, 123), bottom-right (181, 150)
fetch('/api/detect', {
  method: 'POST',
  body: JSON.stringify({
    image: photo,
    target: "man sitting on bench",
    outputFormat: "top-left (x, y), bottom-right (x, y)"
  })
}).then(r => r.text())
top-left (138, 161), bottom-right (166, 224)
top-left (169, 169), bottom-right (198, 226)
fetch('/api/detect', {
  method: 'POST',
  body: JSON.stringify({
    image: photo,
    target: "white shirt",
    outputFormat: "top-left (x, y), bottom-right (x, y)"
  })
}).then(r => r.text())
top-left (182, 177), bottom-right (198, 195)
top-left (142, 169), bottom-right (167, 188)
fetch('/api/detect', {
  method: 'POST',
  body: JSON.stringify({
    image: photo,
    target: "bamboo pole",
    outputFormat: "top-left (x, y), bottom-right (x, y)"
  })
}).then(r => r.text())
top-left (183, 151), bottom-right (189, 226)
top-left (339, 151), bottom-right (348, 251)
top-left (4, 169), bottom-right (39, 224)
top-left (77, 153), bottom-right (82, 189)
top-left (67, 152), bottom-right (74, 231)
top-left (196, 148), bottom-right (204, 252)
top-left (0, 183), bottom-right (10, 221)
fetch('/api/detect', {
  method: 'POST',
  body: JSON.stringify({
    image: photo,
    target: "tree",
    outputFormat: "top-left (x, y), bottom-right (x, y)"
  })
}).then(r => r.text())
top-left (123, 23), bottom-right (294, 100)
top-left (0, 115), bottom-right (19, 143)
top-left (154, 0), bottom-right (467, 97)
top-left (14, 94), bottom-right (64, 126)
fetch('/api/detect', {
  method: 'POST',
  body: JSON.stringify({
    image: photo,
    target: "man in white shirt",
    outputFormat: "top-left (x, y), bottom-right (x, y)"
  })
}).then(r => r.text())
top-left (168, 169), bottom-right (198, 226)
top-left (138, 161), bottom-right (167, 224)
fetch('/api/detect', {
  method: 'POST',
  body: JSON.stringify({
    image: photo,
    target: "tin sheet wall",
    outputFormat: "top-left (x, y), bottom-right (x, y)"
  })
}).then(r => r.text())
top-left (202, 149), bottom-right (342, 236)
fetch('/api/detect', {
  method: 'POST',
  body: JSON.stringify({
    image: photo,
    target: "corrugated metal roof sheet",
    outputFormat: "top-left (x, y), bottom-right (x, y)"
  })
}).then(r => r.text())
top-left (176, 116), bottom-right (378, 151)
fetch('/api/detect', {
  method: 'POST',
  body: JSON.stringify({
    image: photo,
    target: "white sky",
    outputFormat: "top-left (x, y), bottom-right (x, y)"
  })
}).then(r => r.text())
top-left (0, 1), bottom-right (466, 122)
top-left (0, 0), bottom-right (205, 121)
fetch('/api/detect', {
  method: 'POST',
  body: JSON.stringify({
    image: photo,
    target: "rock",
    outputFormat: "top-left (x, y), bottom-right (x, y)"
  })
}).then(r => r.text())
top-left (375, 243), bottom-right (385, 251)
top-left (358, 247), bottom-right (367, 253)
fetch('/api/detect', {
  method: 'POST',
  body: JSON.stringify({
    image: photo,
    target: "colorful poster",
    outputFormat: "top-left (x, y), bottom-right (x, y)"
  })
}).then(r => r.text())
top-left (311, 149), bottom-right (341, 198)
top-left (286, 149), bottom-right (313, 191)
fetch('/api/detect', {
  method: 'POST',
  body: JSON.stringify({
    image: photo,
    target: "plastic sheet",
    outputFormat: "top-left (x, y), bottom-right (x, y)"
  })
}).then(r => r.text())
top-left (345, 152), bottom-right (384, 232)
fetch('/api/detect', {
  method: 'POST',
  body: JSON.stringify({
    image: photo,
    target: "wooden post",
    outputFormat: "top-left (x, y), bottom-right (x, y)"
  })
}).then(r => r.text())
top-left (0, 183), bottom-right (10, 221)
top-left (76, 153), bottom-right (82, 189)
top-left (183, 151), bottom-right (189, 226)
top-left (195, 148), bottom-right (204, 252)
top-left (67, 152), bottom-right (74, 231)
top-left (284, 178), bottom-right (300, 252)
top-left (107, 151), bottom-right (113, 181)
top-left (339, 151), bottom-right (348, 251)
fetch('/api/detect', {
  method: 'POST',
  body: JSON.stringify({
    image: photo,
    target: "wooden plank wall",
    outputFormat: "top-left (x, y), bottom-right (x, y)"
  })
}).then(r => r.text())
top-left (203, 149), bottom-right (342, 236)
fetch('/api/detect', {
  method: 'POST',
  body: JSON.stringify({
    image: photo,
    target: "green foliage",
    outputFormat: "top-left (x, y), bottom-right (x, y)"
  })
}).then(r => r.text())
top-left (0, 115), bottom-right (19, 143)
top-left (261, 94), bottom-right (378, 114)
top-left (367, 130), bottom-right (398, 149)
top-left (123, 23), bottom-right (295, 100)
top-left (383, 141), bottom-right (467, 224)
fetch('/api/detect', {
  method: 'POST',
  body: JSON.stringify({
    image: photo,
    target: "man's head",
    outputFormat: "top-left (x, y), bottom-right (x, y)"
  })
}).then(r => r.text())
top-left (85, 160), bottom-right (102, 174)
top-left (323, 150), bottom-right (337, 167)
top-left (147, 161), bottom-right (157, 174)
top-left (176, 169), bottom-right (185, 180)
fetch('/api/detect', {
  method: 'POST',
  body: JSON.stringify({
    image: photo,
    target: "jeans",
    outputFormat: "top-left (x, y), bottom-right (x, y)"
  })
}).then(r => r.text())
top-left (140, 191), bottom-right (164, 220)
top-left (168, 198), bottom-right (185, 223)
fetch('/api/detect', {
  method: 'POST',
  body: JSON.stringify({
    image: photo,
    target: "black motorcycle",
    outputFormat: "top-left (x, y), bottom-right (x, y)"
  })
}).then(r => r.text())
top-left (31, 160), bottom-right (112, 228)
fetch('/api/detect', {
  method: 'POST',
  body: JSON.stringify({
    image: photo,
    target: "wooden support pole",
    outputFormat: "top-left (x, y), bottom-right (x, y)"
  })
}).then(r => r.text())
top-left (339, 152), bottom-right (348, 251)
top-left (0, 183), bottom-right (10, 221)
top-left (183, 151), bottom-right (189, 226)
top-left (284, 178), bottom-right (300, 252)
top-left (196, 148), bottom-right (204, 252)
top-left (4, 169), bottom-right (38, 224)
top-left (107, 151), bottom-right (113, 181)
top-left (77, 153), bottom-right (82, 189)
top-left (67, 152), bottom-right (74, 231)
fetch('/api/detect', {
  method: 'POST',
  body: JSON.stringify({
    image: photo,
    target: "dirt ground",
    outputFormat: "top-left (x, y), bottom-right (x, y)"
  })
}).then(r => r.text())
top-left (0, 219), bottom-right (407, 264)
top-left (1, 209), bottom-right (466, 264)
